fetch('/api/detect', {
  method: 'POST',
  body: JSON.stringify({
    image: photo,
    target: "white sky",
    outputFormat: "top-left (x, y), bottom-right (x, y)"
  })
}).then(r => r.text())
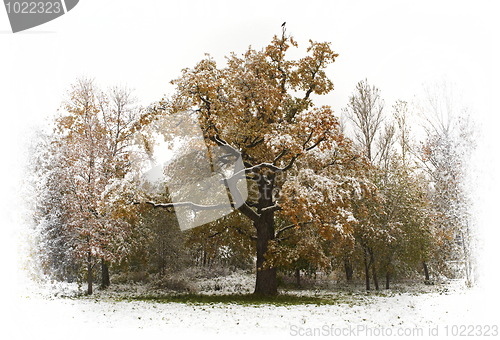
top-left (1, 0), bottom-right (499, 295)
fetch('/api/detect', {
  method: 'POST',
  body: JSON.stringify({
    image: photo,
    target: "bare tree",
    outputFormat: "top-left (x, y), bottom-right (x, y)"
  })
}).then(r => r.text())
top-left (376, 122), bottom-right (396, 171)
top-left (392, 100), bottom-right (412, 167)
top-left (342, 79), bottom-right (385, 162)
top-left (419, 80), bottom-right (464, 138)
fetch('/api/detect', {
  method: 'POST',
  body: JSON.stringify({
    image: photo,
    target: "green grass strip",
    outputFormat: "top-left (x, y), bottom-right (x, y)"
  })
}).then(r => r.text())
top-left (121, 293), bottom-right (345, 306)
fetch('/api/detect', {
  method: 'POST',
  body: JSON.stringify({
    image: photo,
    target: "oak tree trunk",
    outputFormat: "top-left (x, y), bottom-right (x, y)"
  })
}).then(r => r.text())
top-left (344, 255), bottom-right (353, 282)
top-left (363, 250), bottom-right (370, 290)
top-left (87, 253), bottom-right (93, 295)
top-left (385, 255), bottom-right (393, 289)
top-left (370, 251), bottom-right (379, 290)
top-left (253, 174), bottom-right (277, 296)
top-left (254, 214), bottom-right (277, 295)
top-left (295, 268), bottom-right (301, 286)
top-left (423, 261), bottom-right (430, 282)
top-left (101, 259), bottom-right (110, 289)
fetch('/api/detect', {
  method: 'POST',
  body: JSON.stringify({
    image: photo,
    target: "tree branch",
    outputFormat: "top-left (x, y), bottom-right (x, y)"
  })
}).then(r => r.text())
top-left (305, 136), bottom-right (325, 151)
top-left (282, 155), bottom-right (298, 172)
top-left (302, 131), bottom-right (314, 149)
top-left (135, 197), bottom-right (261, 223)
top-left (276, 223), bottom-right (299, 238)
top-left (261, 204), bottom-right (282, 213)
top-left (245, 200), bottom-right (259, 208)
top-left (246, 136), bottom-right (264, 148)
top-left (144, 200), bottom-right (228, 212)
top-left (273, 149), bottom-right (287, 165)
top-left (230, 155), bottom-right (297, 180)
top-left (235, 227), bottom-right (257, 241)
top-left (211, 135), bottom-right (241, 158)
top-left (236, 202), bottom-right (261, 223)
top-left (208, 231), bottom-right (222, 238)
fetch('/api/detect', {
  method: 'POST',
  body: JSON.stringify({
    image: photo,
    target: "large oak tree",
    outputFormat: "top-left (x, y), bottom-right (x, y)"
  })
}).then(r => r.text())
top-left (143, 29), bottom-right (360, 295)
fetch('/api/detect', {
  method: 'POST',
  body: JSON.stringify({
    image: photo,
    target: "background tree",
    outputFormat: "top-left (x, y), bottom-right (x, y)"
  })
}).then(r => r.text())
top-left (342, 79), bottom-right (385, 162)
top-left (35, 78), bottom-right (148, 294)
top-left (184, 211), bottom-right (255, 271)
top-left (142, 205), bottom-right (186, 275)
top-left (374, 156), bottom-right (433, 289)
top-left (417, 81), bottom-right (476, 284)
top-left (392, 100), bottom-right (412, 167)
top-left (341, 79), bottom-right (388, 289)
top-left (341, 82), bottom-right (435, 289)
top-left (274, 227), bottom-right (333, 286)
top-left (33, 130), bottom-right (80, 281)
top-left (350, 183), bottom-right (385, 290)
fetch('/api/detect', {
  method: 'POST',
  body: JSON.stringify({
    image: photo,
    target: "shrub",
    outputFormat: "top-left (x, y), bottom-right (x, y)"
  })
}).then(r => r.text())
top-left (153, 274), bottom-right (198, 293)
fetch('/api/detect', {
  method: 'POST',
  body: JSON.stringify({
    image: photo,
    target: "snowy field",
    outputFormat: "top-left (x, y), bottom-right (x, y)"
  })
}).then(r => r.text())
top-left (4, 271), bottom-right (499, 340)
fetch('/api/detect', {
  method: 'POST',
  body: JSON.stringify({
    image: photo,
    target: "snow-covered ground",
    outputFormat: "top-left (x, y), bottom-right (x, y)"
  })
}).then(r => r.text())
top-left (4, 271), bottom-right (498, 340)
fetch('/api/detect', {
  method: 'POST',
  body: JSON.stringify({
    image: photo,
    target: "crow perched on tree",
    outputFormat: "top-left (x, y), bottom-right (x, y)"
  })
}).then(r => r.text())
top-left (282, 22), bottom-right (286, 27)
